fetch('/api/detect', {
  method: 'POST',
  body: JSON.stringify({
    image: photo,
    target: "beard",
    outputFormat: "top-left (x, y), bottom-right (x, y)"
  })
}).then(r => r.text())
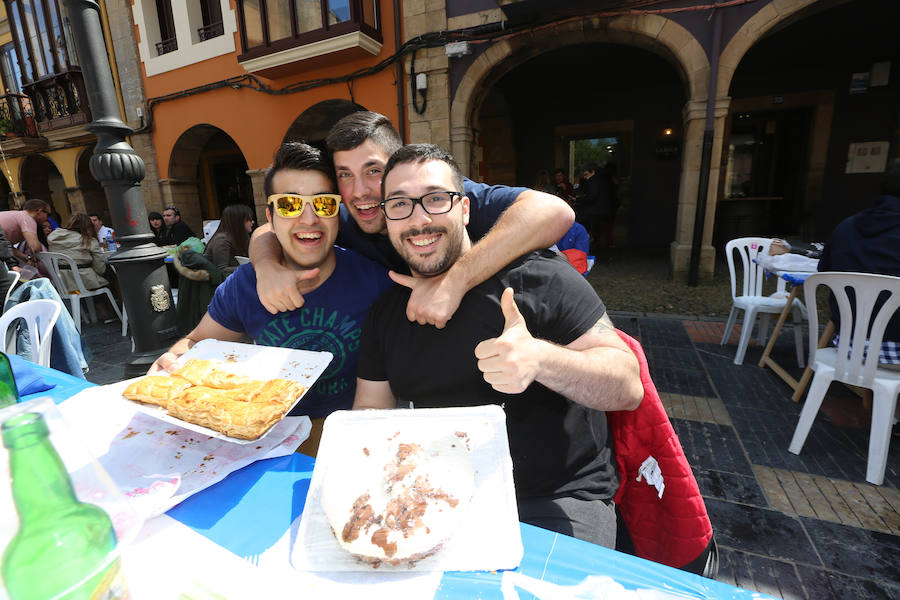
top-left (393, 224), bottom-right (465, 277)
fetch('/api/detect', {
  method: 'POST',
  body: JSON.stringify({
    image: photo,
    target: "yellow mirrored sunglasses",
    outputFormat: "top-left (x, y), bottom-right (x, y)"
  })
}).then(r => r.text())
top-left (267, 193), bottom-right (341, 218)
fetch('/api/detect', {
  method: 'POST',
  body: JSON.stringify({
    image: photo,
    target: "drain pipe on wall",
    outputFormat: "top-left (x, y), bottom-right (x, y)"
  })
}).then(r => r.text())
top-left (394, 0), bottom-right (407, 143)
top-left (687, 6), bottom-right (723, 286)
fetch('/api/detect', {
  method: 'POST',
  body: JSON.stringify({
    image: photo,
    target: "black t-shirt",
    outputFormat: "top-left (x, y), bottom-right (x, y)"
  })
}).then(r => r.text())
top-left (358, 250), bottom-right (619, 501)
top-left (166, 221), bottom-right (195, 246)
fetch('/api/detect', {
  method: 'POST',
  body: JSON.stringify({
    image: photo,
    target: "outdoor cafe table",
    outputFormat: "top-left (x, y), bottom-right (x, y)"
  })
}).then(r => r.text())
top-left (20, 367), bottom-right (774, 599)
top-left (753, 259), bottom-right (834, 402)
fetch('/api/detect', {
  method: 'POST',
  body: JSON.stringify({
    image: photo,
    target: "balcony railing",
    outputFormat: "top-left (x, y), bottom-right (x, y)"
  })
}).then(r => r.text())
top-left (23, 70), bottom-right (92, 133)
top-left (198, 21), bottom-right (224, 41)
top-left (155, 37), bottom-right (178, 55)
top-left (0, 92), bottom-right (39, 138)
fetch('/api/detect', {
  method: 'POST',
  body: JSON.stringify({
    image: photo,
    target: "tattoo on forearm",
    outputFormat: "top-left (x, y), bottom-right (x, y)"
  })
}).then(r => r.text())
top-left (593, 313), bottom-right (615, 334)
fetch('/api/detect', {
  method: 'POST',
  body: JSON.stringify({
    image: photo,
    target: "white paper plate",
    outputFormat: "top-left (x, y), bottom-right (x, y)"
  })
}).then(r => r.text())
top-left (292, 405), bottom-right (523, 572)
top-left (122, 339), bottom-right (332, 444)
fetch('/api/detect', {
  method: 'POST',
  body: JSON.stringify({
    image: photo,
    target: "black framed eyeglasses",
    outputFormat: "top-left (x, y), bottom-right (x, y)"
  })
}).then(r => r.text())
top-left (380, 191), bottom-right (462, 220)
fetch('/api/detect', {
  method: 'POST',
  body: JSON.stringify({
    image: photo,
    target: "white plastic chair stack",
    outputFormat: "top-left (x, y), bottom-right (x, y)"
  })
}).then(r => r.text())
top-left (0, 299), bottom-right (62, 367)
top-left (36, 251), bottom-right (123, 334)
top-left (788, 272), bottom-right (900, 485)
top-left (720, 237), bottom-right (807, 365)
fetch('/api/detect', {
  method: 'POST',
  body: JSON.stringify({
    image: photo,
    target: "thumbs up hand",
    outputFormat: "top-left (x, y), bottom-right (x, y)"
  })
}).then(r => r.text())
top-left (474, 287), bottom-right (542, 394)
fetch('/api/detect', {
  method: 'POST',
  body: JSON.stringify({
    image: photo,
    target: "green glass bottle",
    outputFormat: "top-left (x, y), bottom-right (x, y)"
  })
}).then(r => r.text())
top-left (1, 412), bottom-right (128, 599)
top-left (0, 352), bottom-right (19, 409)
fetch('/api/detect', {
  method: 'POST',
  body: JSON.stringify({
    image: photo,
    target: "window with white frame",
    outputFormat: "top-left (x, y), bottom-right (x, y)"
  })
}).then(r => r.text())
top-left (132, 0), bottom-right (237, 77)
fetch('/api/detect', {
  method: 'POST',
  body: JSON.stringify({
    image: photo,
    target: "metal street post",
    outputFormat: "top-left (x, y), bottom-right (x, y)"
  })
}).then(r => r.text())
top-left (62, 0), bottom-right (179, 375)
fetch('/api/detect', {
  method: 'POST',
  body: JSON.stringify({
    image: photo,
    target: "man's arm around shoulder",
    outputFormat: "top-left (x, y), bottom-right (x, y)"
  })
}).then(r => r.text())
top-left (396, 189), bottom-right (575, 328)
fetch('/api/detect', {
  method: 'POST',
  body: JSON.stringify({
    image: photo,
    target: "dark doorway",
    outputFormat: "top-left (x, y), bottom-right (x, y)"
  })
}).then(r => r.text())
top-left (716, 108), bottom-right (811, 249)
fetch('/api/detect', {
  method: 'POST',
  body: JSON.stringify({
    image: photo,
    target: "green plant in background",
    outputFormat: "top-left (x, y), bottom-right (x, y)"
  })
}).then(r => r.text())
top-left (0, 117), bottom-right (12, 136)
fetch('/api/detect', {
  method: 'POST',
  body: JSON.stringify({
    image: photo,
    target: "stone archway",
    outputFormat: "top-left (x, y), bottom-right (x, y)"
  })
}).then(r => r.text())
top-left (450, 14), bottom-right (708, 176)
top-left (20, 154), bottom-right (66, 224)
top-left (164, 125), bottom-right (251, 233)
top-left (716, 0), bottom-right (824, 99)
top-left (283, 99), bottom-right (366, 150)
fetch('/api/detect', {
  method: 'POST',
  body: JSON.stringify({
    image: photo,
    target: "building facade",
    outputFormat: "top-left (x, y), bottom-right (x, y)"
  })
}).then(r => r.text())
top-left (0, 0), bottom-right (161, 226)
top-left (130, 0), bottom-right (401, 233)
top-left (402, 0), bottom-right (900, 280)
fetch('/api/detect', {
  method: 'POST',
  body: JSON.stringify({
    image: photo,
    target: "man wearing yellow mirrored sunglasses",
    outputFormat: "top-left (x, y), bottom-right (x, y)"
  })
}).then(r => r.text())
top-left (149, 143), bottom-right (391, 455)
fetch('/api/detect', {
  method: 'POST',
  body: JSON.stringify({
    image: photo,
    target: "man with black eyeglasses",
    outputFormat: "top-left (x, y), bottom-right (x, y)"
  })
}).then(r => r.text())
top-left (150, 143), bottom-right (391, 455)
top-left (162, 205), bottom-right (196, 245)
top-left (353, 144), bottom-right (643, 549)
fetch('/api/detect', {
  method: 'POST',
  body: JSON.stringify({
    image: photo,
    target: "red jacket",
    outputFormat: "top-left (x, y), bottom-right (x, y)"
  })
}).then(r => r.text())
top-left (609, 330), bottom-right (713, 568)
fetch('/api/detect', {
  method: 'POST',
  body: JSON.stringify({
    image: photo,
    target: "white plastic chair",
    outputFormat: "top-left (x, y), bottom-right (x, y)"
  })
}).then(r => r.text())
top-left (720, 237), bottom-right (806, 365)
top-left (4, 269), bottom-right (20, 311)
top-left (789, 272), bottom-right (900, 485)
top-left (234, 256), bottom-right (250, 265)
top-left (0, 299), bottom-right (61, 367)
top-left (36, 251), bottom-right (123, 333)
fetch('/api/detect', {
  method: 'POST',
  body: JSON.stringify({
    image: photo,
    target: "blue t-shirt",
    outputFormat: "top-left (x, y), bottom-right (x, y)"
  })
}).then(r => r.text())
top-left (336, 177), bottom-right (526, 272)
top-left (207, 247), bottom-right (392, 418)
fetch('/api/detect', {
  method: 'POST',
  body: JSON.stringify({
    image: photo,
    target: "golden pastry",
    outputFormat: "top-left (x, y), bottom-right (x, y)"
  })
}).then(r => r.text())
top-left (171, 359), bottom-right (253, 389)
top-left (122, 375), bottom-right (192, 408)
top-left (166, 382), bottom-right (301, 440)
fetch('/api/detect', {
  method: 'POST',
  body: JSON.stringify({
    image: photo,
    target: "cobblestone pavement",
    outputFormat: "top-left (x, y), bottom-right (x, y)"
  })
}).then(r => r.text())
top-left (616, 314), bottom-right (899, 599)
top-left (81, 313), bottom-right (899, 599)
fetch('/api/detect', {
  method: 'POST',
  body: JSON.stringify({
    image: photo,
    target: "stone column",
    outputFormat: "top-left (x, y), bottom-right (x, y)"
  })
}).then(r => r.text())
top-left (670, 96), bottom-right (731, 282)
top-left (65, 186), bottom-right (86, 213)
top-left (450, 125), bottom-right (475, 179)
top-left (246, 168), bottom-right (269, 226)
top-left (405, 4), bottom-right (451, 151)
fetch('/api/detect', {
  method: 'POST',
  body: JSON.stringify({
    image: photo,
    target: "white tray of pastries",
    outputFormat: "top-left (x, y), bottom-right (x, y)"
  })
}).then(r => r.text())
top-left (120, 339), bottom-right (332, 444)
top-left (292, 405), bottom-right (522, 572)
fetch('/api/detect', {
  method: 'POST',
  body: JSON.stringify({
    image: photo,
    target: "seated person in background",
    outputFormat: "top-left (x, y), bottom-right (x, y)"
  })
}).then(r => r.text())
top-left (150, 142), bottom-right (391, 455)
top-left (47, 213), bottom-right (118, 322)
top-left (148, 211), bottom-right (166, 246)
top-left (203, 204), bottom-right (254, 275)
top-left (163, 206), bottom-right (195, 246)
top-left (47, 214), bottom-right (110, 293)
top-left (818, 166), bottom-right (900, 368)
top-left (249, 110), bottom-right (574, 328)
top-left (353, 144), bottom-right (643, 547)
top-left (0, 199), bottom-right (50, 267)
top-left (89, 213), bottom-right (114, 245)
top-left (556, 220), bottom-right (591, 274)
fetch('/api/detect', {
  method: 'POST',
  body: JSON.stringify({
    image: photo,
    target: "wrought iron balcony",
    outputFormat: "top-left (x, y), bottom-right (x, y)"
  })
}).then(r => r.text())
top-left (198, 21), bottom-right (224, 41)
top-left (21, 69), bottom-right (92, 134)
top-left (0, 92), bottom-right (39, 139)
top-left (155, 37), bottom-right (178, 55)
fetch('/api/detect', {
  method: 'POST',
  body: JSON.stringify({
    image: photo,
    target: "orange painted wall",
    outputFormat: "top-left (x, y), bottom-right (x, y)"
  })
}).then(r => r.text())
top-left (141, 0), bottom-right (402, 177)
